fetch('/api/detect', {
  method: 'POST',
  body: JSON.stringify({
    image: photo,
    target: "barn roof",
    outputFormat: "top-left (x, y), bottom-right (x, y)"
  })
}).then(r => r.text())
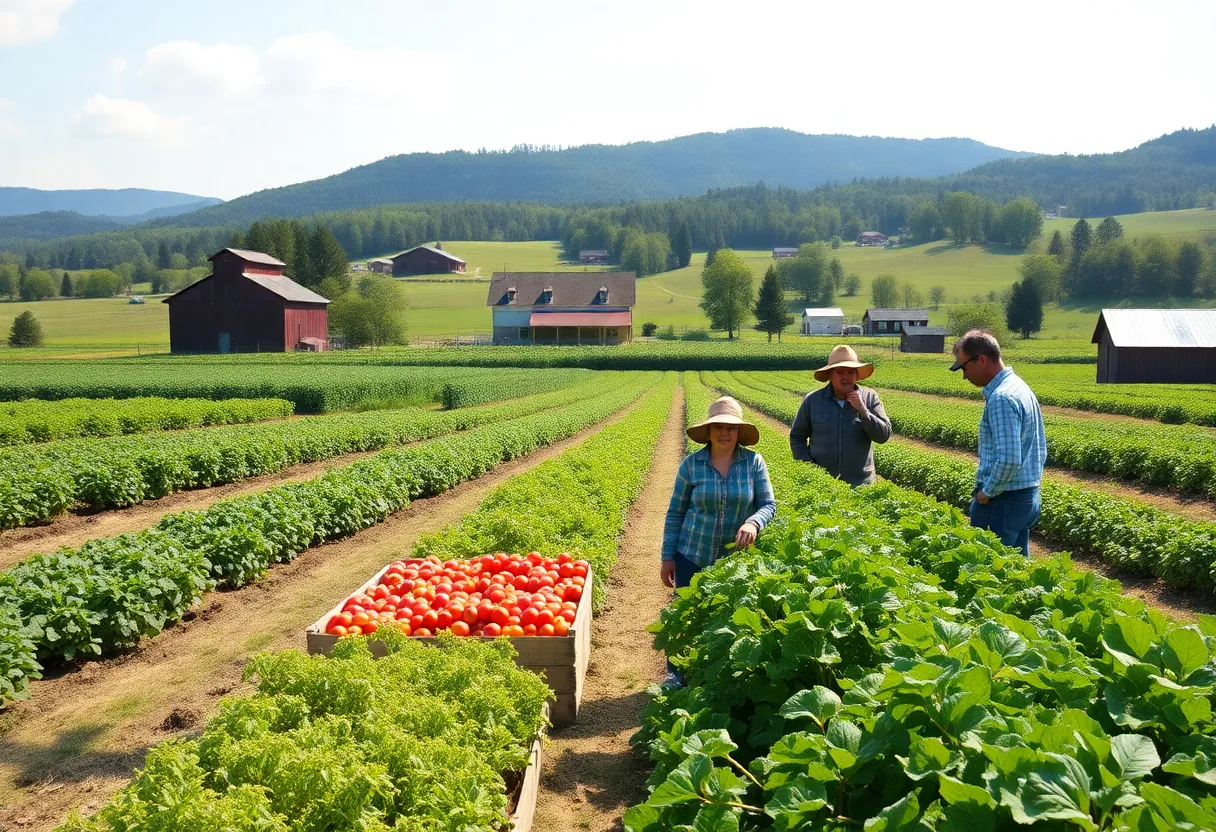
top-left (773, 247), bottom-right (799, 254)
top-left (209, 248), bottom-right (287, 268)
top-left (865, 308), bottom-right (929, 321)
top-left (579, 249), bottom-right (609, 256)
top-left (859, 231), bottom-right (888, 238)
top-left (393, 245), bottom-right (465, 264)
top-left (802, 307), bottom-right (844, 317)
top-left (1092, 309), bottom-right (1216, 348)
top-left (368, 258), bottom-right (393, 265)
top-left (243, 273), bottom-right (330, 304)
top-left (903, 326), bottom-right (949, 336)
top-left (486, 272), bottom-right (636, 307)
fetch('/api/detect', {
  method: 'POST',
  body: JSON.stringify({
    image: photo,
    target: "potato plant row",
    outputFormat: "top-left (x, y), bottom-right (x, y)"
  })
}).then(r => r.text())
top-left (440, 367), bottom-right (592, 408)
top-left (0, 362), bottom-right (568, 413)
top-left (58, 632), bottom-right (551, 832)
top-left (762, 373), bottom-right (1216, 497)
top-left (0, 373), bottom-right (636, 530)
top-left (414, 373), bottom-right (678, 612)
top-left (628, 376), bottom-right (1216, 830)
top-left (0, 396), bottom-right (294, 446)
top-left (705, 370), bottom-right (1216, 595)
top-left (0, 375), bottom-right (655, 704)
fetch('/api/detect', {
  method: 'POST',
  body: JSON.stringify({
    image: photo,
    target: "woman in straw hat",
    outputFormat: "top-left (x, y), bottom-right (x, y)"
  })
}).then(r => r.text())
top-left (789, 344), bottom-right (891, 487)
top-left (660, 396), bottom-right (776, 592)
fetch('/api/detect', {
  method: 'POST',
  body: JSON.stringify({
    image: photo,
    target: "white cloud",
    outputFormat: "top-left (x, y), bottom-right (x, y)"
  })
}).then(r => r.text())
top-left (76, 94), bottom-right (189, 146)
top-left (262, 31), bottom-right (415, 100)
top-left (142, 40), bottom-right (261, 95)
top-left (0, 0), bottom-right (74, 46)
top-left (107, 56), bottom-right (126, 78)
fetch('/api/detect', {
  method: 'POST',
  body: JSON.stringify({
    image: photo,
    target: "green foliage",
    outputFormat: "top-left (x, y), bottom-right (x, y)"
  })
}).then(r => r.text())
top-left (843, 273), bottom-right (862, 296)
top-left (78, 269), bottom-right (123, 298)
top-left (0, 263), bottom-right (16, 299)
top-left (1047, 229), bottom-right (1066, 260)
top-left (620, 229), bottom-right (672, 277)
top-left (1019, 252), bottom-right (1062, 302)
top-left (943, 191), bottom-right (987, 244)
top-left (946, 301), bottom-right (1009, 342)
top-left (641, 321), bottom-right (658, 337)
top-left (700, 249), bottom-right (755, 339)
top-left (58, 634), bottom-right (549, 831)
top-left (19, 268), bottom-right (57, 301)
top-left (0, 396), bottom-right (293, 446)
top-left (908, 200), bottom-right (943, 242)
top-left (440, 368), bottom-right (591, 409)
top-left (329, 275), bottom-right (408, 347)
top-left (752, 266), bottom-right (792, 342)
top-left (673, 222), bottom-right (693, 269)
top-left (778, 243), bottom-right (833, 306)
top-left (1095, 216), bottom-right (1125, 245)
top-left (870, 274), bottom-right (898, 308)
top-left (1005, 278), bottom-right (1044, 339)
top-left (998, 197), bottom-right (1044, 248)
top-left (60, 272), bottom-right (72, 297)
top-left (8, 310), bottom-right (43, 347)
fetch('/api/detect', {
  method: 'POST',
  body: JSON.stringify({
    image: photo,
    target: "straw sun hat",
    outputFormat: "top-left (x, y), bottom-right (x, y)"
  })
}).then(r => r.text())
top-left (686, 396), bottom-right (760, 446)
top-left (813, 345), bottom-right (875, 383)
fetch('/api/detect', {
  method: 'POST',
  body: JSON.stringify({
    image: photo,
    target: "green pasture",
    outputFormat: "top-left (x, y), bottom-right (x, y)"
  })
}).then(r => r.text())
top-left (1043, 207), bottom-right (1216, 241)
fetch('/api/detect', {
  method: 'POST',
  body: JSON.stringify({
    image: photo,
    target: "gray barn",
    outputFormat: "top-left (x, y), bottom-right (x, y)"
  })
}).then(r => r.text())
top-left (1091, 309), bottom-right (1216, 384)
top-left (900, 325), bottom-right (948, 353)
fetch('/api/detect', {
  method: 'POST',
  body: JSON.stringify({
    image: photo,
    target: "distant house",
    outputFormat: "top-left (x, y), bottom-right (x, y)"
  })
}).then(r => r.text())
top-left (163, 248), bottom-right (329, 353)
top-left (486, 272), bottom-right (636, 345)
top-left (800, 307), bottom-right (844, 336)
top-left (900, 325), bottom-right (948, 354)
top-left (368, 258), bottom-right (394, 274)
top-left (773, 247), bottom-right (798, 259)
top-left (1092, 308), bottom-right (1216, 384)
top-left (856, 231), bottom-right (888, 247)
top-left (578, 249), bottom-right (609, 264)
top-left (390, 245), bottom-right (466, 276)
top-left (351, 262), bottom-right (368, 272)
top-left (862, 308), bottom-right (929, 336)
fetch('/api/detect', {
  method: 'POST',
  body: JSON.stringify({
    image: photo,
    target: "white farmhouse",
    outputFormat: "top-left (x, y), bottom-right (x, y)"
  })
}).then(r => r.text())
top-left (801, 307), bottom-right (845, 336)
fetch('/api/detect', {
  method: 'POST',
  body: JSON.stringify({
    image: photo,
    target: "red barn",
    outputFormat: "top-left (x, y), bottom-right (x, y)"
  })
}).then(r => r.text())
top-left (163, 248), bottom-right (330, 353)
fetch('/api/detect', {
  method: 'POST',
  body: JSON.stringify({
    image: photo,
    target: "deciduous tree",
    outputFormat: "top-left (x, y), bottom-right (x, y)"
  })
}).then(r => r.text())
top-left (700, 248), bottom-right (754, 340)
top-left (753, 265), bottom-right (792, 342)
top-left (929, 285), bottom-right (946, 309)
top-left (998, 197), bottom-right (1044, 248)
top-left (778, 242), bottom-right (831, 305)
top-left (0, 264), bottom-right (15, 299)
top-left (870, 274), bottom-right (898, 308)
top-left (1176, 240), bottom-right (1205, 297)
top-left (1018, 253), bottom-right (1062, 303)
top-left (18, 268), bottom-right (56, 301)
top-left (844, 273), bottom-right (862, 296)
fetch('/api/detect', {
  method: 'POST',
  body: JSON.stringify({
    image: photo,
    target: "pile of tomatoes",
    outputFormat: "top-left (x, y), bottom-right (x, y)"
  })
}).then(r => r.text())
top-left (325, 552), bottom-right (589, 639)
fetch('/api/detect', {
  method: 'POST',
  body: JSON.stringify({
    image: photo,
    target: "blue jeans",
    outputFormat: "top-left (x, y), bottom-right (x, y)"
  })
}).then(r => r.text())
top-left (969, 487), bottom-right (1041, 557)
top-left (665, 552), bottom-right (703, 678)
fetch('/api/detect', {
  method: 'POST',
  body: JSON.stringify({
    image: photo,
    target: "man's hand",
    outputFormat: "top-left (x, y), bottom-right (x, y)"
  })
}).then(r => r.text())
top-left (975, 490), bottom-right (991, 505)
top-left (661, 560), bottom-right (676, 588)
top-left (735, 522), bottom-right (758, 549)
top-left (845, 389), bottom-right (868, 414)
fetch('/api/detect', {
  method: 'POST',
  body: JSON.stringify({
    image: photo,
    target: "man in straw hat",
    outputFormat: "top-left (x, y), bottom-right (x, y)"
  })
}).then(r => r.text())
top-left (950, 329), bottom-right (1045, 557)
top-left (790, 344), bottom-right (892, 486)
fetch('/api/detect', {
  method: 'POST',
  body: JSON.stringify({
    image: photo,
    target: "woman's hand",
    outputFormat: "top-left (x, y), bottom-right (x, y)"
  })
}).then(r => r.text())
top-left (735, 522), bottom-right (758, 550)
top-left (661, 560), bottom-right (676, 588)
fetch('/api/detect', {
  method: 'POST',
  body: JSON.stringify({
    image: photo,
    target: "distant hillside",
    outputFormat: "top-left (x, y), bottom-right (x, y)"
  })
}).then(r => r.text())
top-left (0, 211), bottom-right (123, 247)
top-left (0, 187), bottom-right (222, 219)
top-left (156, 129), bottom-right (1033, 227)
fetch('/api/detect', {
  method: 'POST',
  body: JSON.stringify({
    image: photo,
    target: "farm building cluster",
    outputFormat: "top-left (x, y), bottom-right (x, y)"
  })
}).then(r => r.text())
top-left (486, 272), bottom-right (636, 345)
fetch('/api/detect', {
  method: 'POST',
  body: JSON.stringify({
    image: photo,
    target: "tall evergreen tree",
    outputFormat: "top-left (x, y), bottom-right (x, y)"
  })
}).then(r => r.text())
top-left (1095, 216), bottom-right (1124, 245)
top-left (704, 243), bottom-right (720, 269)
top-left (60, 272), bottom-right (72, 297)
top-left (157, 241), bottom-right (172, 270)
top-left (673, 222), bottom-right (693, 268)
top-left (753, 265), bottom-right (792, 342)
top-left (1005, 278), bottom-right (1043, 339)
top-left (1046, 229), bottom-right (1066, 260)
top-left (8, 311), bottom-right (43, 347)
top-left (1067, 218), bottom-right (1092, 282)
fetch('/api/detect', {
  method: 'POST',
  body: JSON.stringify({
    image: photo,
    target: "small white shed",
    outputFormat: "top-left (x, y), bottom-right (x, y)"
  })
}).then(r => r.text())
top-left (801, 307), bottom-right (845, 336)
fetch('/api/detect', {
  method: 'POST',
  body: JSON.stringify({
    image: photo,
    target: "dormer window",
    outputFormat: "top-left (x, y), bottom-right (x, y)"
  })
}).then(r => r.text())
top-left (598, 286), bottom-right (608, 303)
top-left (542, 286), bottom-right (553, 304)
top-left (507, 287), bottom-right (517, 302)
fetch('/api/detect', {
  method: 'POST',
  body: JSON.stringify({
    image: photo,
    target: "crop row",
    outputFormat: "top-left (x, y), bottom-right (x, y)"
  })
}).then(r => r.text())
top-left (0, 373), bottom-right (636, 530)
top-left (0, 362), bottom-right (586, 412)
top-left (440, 367), bottom-right (592, 408)
top-left (703, 370), bottom-right (1216, 590)
top-left (628, 377), bottom-right (1216, 830)
top-left (0, 396), bottom-right (294, 446)
top-left (0, 375), bottom-right (655, 705)
top-left (873, 441), bottom-right (1216, 594)
top-left (761, 374), bottom-right (1216, 497)
top-left (415, 373), bottom-right (678, 612)
top-left (58, 632), bottom-right (551, 832)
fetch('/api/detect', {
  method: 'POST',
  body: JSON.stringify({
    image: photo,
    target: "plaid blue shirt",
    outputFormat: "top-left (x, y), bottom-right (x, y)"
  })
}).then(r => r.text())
top-left (661, 446), bottom-right (776, 567)
top-left (977, 366), bottom-right (1047, 497)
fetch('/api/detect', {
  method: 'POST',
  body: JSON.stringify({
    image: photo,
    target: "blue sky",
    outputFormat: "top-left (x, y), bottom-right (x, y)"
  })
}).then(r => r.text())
top-left (1, 0), bottom-right (1213, 200)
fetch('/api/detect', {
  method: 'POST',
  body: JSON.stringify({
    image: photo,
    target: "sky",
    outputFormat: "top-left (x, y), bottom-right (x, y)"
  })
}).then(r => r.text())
top-left (0, 0), bottom-right (1213, 201)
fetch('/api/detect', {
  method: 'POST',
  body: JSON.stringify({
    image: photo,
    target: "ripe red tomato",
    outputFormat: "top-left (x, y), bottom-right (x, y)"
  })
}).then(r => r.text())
top-left (450, 621), bottom-right (471, 637)
top-left (413, 627), bottom-right (432, 637)
top-left (435, 610), bottom-right (454, 630)
top-left (490, 607), bottom-right (510, 627)
top-left (482, 622), bottom-right (502, 637)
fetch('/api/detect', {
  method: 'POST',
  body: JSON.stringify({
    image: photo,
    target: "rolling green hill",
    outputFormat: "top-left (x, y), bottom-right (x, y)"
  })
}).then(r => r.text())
top-left (0, 187), bottom-right (221, 219)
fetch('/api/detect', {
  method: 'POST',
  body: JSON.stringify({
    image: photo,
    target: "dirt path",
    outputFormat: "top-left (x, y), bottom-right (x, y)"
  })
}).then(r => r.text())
top-left (0, 446), bottom-right (394, 571)
top-left (0, 415), bottom-right (629, 832)
top-left (531, 386), bottom-right (685, 832)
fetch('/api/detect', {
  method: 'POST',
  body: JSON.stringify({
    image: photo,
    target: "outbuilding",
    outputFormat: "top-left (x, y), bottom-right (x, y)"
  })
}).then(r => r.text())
top-left (800, 307), bottom-right (844, 336)
top-left (773, 247), bottom-right (798, 259)
top-left (367, 259), bottom-right (393, 274)
top-left (862, 308), bottom-right (929, 336)
top-left (1091, 308), bottom-right (1216, 384)
top-left (163, 248), bottom-right (329, 353)
top-left (486, 272), bottom-right (636, 345)
top-left (900, 325), bottom-right (948, 353)
top-left (856, 231), bottom-right (888, 247)
top-left (578, 249), bottom-right (609, 264)
top-left (389, 245), bottom-right (466, 276)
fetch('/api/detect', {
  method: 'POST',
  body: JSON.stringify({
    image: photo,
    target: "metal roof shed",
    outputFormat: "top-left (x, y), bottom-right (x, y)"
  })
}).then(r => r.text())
top-left (1091, 308), bottom-right (1216, 384)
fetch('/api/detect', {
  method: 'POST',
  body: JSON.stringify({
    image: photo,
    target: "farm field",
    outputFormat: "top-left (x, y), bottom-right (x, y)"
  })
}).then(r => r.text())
top-left (4, 350), bottom-right (1216, 830)
top-left (4, 208), bottom-right (1215, 352)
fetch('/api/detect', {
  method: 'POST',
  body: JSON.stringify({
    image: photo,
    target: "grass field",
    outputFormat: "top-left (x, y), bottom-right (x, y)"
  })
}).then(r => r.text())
top-left (2, 209), bottom-right (1214, 352)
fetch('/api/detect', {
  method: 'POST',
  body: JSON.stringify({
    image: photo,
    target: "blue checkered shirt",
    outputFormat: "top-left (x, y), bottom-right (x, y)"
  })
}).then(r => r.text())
top-left (977, 366), bottom-right (1047, 497)
top-left (661, 446), bottom-right (776, 568)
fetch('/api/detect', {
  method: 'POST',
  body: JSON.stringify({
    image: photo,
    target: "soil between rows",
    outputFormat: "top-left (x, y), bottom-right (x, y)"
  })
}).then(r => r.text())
top-left (0, 408), bottom-right (636, 831)
top-left (531, 385), bottom-right (684, 832)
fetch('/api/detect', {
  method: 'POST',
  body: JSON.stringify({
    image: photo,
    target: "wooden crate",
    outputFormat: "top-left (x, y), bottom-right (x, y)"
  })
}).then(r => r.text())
top-left (506, 733), bottom-right (544, 832)
top-left (305, 566), bottom-right (592, 725)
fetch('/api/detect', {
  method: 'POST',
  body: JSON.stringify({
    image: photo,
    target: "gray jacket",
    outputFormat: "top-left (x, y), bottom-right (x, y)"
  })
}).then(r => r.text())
top-left (789, 384), bottom-right (892, 486)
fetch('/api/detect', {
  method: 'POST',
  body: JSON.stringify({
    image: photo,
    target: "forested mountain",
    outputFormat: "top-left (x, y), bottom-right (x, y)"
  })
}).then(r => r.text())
top-left (0, 211), bottom-right (124, 248)
top-left (0, 187), bottom-right (221, 218)
top-left (155, 130), bottom-right (1031, 227)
